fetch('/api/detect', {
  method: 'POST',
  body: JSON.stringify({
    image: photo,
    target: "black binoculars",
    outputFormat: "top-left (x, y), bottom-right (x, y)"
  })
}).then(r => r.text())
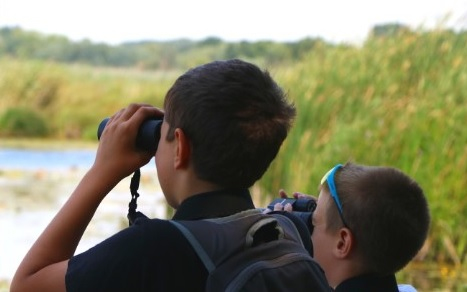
top-left (97, 118), bottom-right (163, 152)
top-left (267, 197), bottom-right (316, 233)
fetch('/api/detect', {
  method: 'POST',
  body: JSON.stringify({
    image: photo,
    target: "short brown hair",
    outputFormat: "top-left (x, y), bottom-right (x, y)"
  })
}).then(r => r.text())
top-left (322, 162), bottom-right (430, 275)
top-left (163, 59), bottom-right (296, 188)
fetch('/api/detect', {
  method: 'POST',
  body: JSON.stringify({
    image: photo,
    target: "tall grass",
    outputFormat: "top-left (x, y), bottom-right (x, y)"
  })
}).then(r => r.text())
top-left (259, 30), bottom-right (467, 290)
top-left (0, 58), bottom-right (179, 139)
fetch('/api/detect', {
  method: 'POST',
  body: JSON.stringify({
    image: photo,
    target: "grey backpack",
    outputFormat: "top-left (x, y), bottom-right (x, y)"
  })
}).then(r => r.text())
top-left (169, 209), bottom-right (330, 292)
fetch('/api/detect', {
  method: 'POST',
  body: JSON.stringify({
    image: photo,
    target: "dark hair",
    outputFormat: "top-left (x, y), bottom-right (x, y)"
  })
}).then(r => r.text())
top-left (323, 162), bottom-right (430, 275)
top-left (163, 59), bottom-right (296, 188)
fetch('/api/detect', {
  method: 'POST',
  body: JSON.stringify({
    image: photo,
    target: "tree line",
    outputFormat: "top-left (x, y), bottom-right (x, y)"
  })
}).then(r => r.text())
top-left (0, 26), bottom-right (330, 70)
top-left (0, 24), bottom-right (417, 70)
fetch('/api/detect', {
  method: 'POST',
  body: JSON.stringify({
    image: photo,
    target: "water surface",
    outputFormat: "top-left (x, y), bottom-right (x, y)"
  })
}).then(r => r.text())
top-left (0, 147), bottom-right (165, 286)
top-left (0, 148), bottom-right (96, 170)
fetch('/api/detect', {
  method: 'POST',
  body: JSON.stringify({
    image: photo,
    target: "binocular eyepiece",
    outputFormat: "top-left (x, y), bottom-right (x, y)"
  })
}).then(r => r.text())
top-left (97, 118), bottom-right (163, 152)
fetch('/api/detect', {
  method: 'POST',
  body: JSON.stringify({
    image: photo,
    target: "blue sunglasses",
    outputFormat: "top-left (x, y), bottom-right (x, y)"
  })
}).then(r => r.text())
top-left (320, 164), bottom-right (349, 228)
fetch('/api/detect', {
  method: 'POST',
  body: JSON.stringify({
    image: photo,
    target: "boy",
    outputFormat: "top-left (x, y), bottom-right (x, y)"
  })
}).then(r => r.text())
top-left (278, 162), bottom-right (430, 291)
top-left (11, 59), bottom-right (328, 291)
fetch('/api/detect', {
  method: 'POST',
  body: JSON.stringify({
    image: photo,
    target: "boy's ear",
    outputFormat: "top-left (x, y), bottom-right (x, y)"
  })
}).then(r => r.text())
top-left (334, 228), bottom-right (354, 259)
top-left (173, 128), bottom-right (190, 169)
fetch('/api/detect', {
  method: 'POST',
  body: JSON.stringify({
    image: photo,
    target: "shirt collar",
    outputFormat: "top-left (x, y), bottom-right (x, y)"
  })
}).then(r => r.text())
top-left (335, 273), bottom-right (398, 292)
top-left (172, 188), bottom-right (255, 220)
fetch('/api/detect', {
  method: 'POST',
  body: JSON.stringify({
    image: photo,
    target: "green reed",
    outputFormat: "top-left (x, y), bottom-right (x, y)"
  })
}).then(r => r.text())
top-left (0, 58), bottom-right (178, 139)
top-left (259, 30), bottom-right (467, 289)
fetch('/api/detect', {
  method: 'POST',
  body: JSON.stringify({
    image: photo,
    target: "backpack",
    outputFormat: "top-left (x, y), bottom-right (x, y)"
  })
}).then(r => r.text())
top-left (169, 209), bottom-right (330, 292)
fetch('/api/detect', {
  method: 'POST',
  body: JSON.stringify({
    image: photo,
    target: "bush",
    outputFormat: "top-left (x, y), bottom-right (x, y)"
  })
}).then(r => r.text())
top-left (0, 107), bottom-right (48, 137)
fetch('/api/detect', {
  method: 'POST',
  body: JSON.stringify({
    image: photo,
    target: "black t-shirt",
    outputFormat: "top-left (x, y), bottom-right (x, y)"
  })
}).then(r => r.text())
top-left (66, 189), bottom-right (255, 292)
top-left (334, 273), bottom-right (399, 292)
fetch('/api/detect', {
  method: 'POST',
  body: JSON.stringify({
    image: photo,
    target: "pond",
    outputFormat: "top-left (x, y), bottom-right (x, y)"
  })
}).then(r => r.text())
top-left (0, 147), bottom-right (167, 289)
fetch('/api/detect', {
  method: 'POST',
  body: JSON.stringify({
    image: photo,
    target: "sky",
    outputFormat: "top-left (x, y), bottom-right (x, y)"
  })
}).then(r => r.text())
top-left (1, 0), bottom-right (467, 45)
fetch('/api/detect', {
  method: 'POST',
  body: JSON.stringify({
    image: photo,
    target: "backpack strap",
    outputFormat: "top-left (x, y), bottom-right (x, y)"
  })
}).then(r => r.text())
top-left (170, 220), bottom-right (216, 273)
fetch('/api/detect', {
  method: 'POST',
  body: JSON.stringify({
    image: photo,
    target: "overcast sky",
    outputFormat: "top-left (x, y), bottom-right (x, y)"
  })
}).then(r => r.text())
top-left (1, 0), bottom-right (466, 44)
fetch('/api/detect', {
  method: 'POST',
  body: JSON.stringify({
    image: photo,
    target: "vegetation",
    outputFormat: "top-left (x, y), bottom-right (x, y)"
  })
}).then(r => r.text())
top-left (1, 25), bottom-right (466, 290)
top-left (0, 26), bottom-right (324, 70)
top-left (258, 29), bottom-right (467, 291)
top-left (0, 57), bottom-right (177, 139)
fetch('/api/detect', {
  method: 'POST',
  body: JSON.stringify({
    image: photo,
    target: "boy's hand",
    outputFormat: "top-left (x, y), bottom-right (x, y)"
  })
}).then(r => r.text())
top-left (279, 189), bottom-right (317, 201)
top-left (94, 103), bottom-right (164, 180)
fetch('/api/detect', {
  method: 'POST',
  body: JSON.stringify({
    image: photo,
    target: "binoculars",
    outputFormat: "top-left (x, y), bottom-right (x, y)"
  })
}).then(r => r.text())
top-left (97, 118), bottom-right (163, 152)
top-left (267, 198), bottom-right (316, 233)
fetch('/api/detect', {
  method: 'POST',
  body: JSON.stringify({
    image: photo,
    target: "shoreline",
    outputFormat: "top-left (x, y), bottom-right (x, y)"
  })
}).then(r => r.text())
top-left (0, 138), bottom-right (98, 150)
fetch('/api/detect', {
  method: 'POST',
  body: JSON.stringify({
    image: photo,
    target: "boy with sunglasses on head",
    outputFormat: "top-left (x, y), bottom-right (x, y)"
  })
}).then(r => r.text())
top-left (278, 162), bottom-right (430, 292)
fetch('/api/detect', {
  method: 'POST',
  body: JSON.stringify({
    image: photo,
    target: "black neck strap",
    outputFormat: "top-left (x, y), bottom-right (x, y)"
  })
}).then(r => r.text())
top-left (128, 169), bottom-right (148, 225)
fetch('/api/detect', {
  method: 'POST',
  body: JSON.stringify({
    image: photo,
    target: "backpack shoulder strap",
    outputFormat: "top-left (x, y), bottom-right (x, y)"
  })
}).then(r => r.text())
top-left (170, 220), bottom-right (216, 273)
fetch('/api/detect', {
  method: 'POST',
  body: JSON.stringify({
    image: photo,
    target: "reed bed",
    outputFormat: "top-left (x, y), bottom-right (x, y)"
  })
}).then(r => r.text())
top-left (259, 31), bottom-right (467, 291)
